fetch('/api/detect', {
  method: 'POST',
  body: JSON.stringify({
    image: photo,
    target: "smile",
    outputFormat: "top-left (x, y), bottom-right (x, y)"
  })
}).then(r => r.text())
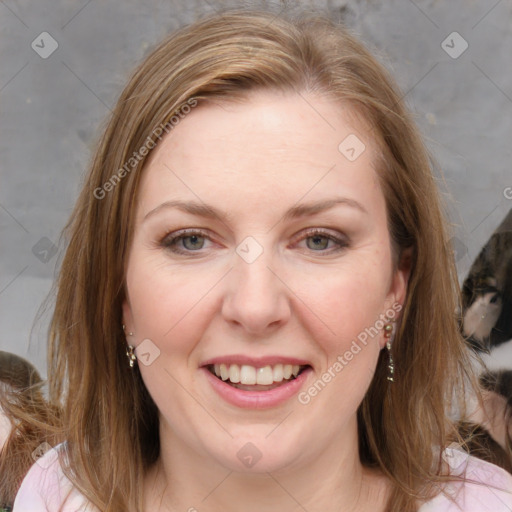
top-left (201, 360), bottom-right (313, 408)
top-left (208, 363), bottom-right (308, 389)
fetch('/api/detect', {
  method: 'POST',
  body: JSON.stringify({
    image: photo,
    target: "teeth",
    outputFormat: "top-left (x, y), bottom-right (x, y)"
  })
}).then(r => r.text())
top-left (220, 363), bottom-right (229, 381)
top-left (211, 363), bottom-right (304, 385)
top-left (240, 365), bottom-right (256, 385)
top-left (229, 364), bottom-right (241, 383)
top-left (256, 366), bottom-right (274, 385)
top-left (273, 364), bottom-right (284, 382)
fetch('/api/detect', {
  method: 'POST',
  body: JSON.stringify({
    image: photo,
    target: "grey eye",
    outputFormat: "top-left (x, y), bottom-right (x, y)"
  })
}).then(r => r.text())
top-left (306, 235), bottom-right (330, 250)
top-left (182, 235), bottom-right (205, 250)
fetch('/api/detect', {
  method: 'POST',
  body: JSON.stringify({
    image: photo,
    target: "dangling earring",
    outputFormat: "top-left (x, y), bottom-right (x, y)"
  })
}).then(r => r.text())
top-left (123, 324), bottom-right (137, 368)
top-left (126, 345), bottom-right (137, 368)
top-left (383, 320), bottom-right (395, 382)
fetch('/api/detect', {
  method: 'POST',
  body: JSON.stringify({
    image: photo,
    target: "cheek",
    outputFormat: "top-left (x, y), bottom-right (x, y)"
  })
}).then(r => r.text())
top-left (125, 257), bottom-right (216, 418)
top-left (291, 261), bottom-right (391, 350)
top-left (295, 270), bottom-right (385, 416)
top-left (126, 254), bottom-right (221, 343)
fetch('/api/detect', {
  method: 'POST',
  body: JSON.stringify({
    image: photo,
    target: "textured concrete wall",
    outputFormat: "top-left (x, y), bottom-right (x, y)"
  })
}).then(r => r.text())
top-left (1, 0), bottom-right (511, 375)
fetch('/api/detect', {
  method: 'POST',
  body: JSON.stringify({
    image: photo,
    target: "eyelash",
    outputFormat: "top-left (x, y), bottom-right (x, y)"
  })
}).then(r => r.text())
top-left (159, 228), bottom-right (349, 256)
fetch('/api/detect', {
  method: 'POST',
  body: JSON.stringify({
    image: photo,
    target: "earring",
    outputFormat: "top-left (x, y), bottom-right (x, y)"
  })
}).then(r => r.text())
top-left (126, 345), bottom-right (137, 368)
top-left (383, 320), bottom-right (395, 382)
top-left (122, 324), bottom-right (134, 336)
top-left (123, 324), bottom-right (136, 368)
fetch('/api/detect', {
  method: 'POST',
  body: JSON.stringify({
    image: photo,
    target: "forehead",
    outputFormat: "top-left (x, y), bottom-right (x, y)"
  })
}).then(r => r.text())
top-left (136, 90), bottom-right (384, 221)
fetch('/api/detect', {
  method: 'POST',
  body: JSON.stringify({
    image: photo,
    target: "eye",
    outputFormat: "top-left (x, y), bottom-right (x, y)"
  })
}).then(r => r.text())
top-left (295, 228), bottom-right (349, 254)
top-left (182, 234), bottom-right (205, 250)
top-left (159, 228), bottom-right (348, 256)
top-left (160, 229), bottom-right (213, 255)
top-left (489, 293), bottom-right (500, 304)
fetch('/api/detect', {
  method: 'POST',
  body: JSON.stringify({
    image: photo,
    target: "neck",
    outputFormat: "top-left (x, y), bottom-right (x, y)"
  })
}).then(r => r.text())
top-left (144, 416), bottom-right (391, 512)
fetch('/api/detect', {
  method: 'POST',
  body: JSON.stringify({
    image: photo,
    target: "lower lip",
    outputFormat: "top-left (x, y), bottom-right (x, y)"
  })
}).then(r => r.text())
top-left (201, 367), bottom-right (312, 409)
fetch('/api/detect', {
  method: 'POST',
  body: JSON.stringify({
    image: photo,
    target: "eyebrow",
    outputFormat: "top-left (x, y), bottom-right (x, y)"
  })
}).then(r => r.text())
top-left (143, 197), bottom-right (367, 223)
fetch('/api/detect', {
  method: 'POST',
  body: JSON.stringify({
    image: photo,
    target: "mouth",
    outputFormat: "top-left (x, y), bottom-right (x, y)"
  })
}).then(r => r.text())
top-left (206, 363), bottom-right (311, 391)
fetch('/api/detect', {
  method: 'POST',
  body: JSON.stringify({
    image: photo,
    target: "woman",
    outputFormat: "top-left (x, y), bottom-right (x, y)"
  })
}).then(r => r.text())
top-left (9, 7), bottom-right (512, 512)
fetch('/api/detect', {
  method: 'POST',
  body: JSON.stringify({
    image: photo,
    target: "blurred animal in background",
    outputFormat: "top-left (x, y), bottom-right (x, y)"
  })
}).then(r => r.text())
top-left (462, 208), bottom-right (512, 351)
top-left (460, 208), bottom-right (512, 470)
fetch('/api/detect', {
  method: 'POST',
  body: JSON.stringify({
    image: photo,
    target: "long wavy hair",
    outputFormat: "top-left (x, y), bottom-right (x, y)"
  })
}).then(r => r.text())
top-left (4, 7), bottom-right (484, 511)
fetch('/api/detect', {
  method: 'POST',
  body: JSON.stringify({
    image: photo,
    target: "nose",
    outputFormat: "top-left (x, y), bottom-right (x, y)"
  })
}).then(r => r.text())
top-left (221, 247), bottom-right (291, 335)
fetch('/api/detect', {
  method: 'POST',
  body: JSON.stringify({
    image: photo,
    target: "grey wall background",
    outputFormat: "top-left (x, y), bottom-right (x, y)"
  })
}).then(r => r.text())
top-left (1, 0), bottom-right (511, 377)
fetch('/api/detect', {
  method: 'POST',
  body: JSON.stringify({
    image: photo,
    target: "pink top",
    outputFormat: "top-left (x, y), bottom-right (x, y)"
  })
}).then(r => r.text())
top-left (13, 443), bottom-right (512, 511)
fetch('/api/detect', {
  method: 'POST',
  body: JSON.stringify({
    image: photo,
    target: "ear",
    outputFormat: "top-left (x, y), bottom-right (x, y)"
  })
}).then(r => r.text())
top-left (122, 296), bottom-right (135, 335)
top-left (385, 246), bottom-right (413, 319)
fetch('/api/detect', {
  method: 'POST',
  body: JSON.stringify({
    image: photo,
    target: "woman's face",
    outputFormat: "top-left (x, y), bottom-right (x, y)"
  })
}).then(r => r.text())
top-left (122, 90), bottom-right (408, 473)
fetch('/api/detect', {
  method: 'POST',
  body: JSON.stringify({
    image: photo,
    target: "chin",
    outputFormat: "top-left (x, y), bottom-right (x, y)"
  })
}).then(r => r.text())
top-left (208, 432), bottom-right (305, 474)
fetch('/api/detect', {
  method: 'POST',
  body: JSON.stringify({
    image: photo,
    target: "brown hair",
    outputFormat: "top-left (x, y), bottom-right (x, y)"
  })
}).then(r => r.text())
top-left (8, 7), bottom-right (485, 511)
top-left (0, 352), bottom-right (60, 508)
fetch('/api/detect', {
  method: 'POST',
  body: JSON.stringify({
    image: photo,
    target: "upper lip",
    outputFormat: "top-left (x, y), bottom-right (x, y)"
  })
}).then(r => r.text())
top-left (200, 355), bottom-right (312, 368)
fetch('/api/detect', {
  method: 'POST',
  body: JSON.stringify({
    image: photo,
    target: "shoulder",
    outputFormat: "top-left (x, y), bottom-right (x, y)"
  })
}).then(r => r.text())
top-left (419, 446), bottom-right (512, 511)
top-left (12, 443), bottom-right (96, 512)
